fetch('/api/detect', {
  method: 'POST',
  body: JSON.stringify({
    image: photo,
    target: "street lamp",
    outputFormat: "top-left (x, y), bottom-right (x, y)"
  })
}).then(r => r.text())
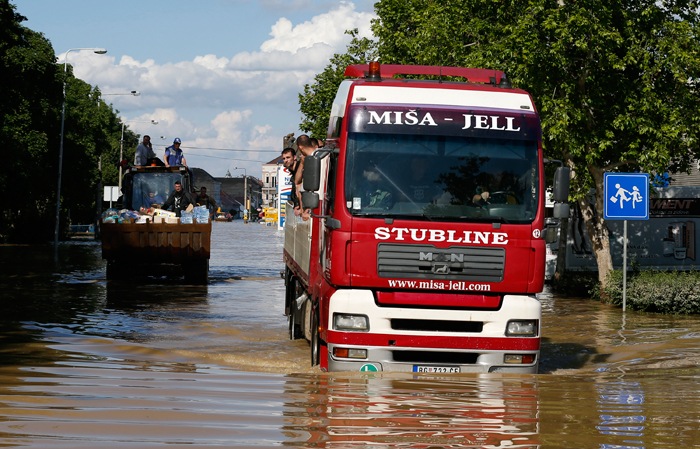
top-left (98, 90), bottom-right (140, 105)
top-left (233, 167), bottom-right (248, 221)
top-left (54, 47), bottom-right (107, 253)
top-left (119, 119), bottom-right (158, 189)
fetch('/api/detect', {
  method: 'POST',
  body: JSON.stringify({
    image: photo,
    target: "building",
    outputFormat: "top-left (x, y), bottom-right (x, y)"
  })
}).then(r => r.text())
top-left (189, 167), bottom-right (262, 218)
top-left (262, 155), bottom-right (284, 208)
top-left (670, 162), bottom-right (700, 186)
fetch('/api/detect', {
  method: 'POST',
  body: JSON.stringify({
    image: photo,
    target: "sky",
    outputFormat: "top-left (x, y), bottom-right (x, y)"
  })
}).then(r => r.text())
top-left (12, 0), bottom-right (377, 179)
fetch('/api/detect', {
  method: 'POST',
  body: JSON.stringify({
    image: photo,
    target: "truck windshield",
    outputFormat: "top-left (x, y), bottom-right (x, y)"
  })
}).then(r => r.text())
top-left (130, 172), bottom-right (183, 211)
top-left (344, 132), bottom-right (539, 223)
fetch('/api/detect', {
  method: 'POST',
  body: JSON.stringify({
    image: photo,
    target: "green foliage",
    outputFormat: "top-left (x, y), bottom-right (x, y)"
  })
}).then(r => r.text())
top-left (0, 0), bottom-right (62, 242)
top-left (1, 0), bottom-right (128, 242)
top-left (597, 270), bottom-right (700, 314)
top-left (298, 29), bottom-right (378, 138)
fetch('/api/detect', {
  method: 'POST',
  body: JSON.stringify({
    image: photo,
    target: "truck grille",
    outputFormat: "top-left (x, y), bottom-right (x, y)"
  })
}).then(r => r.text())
top-left (377, 243), bottom-right (505, 282)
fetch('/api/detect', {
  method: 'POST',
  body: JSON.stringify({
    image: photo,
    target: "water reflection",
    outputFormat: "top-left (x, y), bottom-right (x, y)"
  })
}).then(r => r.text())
top-left (597, 381), bottom-right (645, 448)
top-left (283, 373), bottom-right (540, 448)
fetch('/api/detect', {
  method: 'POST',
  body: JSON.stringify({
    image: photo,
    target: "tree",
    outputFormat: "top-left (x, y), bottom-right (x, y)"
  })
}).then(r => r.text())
top-left (0, 0), bottom-right (62, 242)
top-left (1, 0), bottom-right (128, 242)
top-left (371, 0), bottom-right (700, 289)
top-left (298, 29), bottom-right (378, 138)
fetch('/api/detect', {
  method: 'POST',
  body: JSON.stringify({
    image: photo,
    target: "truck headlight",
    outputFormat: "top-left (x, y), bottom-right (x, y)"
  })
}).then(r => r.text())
top-left (333, 313), bottom-right (369, 331)
top-left (506, 320), bottom-right (538, 337)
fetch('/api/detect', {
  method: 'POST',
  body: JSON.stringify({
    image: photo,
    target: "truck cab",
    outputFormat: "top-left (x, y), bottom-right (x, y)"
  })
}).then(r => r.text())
top-left (121, 165), bottom-right (193, 211)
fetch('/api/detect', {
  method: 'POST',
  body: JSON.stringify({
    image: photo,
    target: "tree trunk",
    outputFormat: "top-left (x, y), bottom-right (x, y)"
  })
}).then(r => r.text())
top-left (580, 168), bottom-right (613, 290)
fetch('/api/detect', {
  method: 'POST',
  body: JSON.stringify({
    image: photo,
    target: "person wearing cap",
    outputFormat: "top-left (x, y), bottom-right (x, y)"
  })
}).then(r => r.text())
top-left (164, 138), bottom-right (187, 167)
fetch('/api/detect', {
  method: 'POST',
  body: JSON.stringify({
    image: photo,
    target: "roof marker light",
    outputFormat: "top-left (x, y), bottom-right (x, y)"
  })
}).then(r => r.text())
top-left (367, 61), bottom-right (382, 81)
top-left (498, 74), bottom-right (512, 89)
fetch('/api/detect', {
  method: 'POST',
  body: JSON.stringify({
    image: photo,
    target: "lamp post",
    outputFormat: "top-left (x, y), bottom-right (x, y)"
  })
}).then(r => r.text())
top-left (119, 119), bottom-right (158, 189)
top-left (54, 47), bottom-right (107, 253)
top-left (98, 90), bottom-right (140, 105)
top-left (233, 167), bottom-right (247, 221)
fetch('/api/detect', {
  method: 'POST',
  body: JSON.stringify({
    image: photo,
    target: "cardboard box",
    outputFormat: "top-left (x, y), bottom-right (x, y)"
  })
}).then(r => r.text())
top-left (166, 216), bottom-right (180, 224)
top-left (152, 208), bottom-right (176, 218)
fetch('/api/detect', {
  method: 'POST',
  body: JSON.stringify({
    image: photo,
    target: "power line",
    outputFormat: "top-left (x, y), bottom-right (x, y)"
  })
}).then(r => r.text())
top-left (149, 145), bottom-right (269, 164)
top-left (153, 144), bottom-right (281, 153)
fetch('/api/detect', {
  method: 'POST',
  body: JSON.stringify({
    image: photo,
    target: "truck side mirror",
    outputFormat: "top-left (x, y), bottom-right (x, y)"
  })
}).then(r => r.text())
top-left (544, 223), bottom-right (559, 244)
top-left (303, 156), bottom-right (321, 192)
top-left (552, 167), bottom-right (570, 203)
top-left (553, 203), bottom-right (570, 219)
top-left (302, 191), bottom-right (319, 210)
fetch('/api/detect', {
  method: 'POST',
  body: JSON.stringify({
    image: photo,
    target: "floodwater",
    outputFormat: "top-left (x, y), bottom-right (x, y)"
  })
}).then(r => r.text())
top-left (0, 221), bottom-right (699, 448)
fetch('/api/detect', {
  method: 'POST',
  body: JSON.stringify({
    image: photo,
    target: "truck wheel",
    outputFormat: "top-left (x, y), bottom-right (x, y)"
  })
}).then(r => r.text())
top-left (286, 270), bottom-right (304, 340)
top-left (284, 267), bottom-right (293, 316)
top-left (288, 300), bottom-right (302, 340)
top-left (310, 307), bottom-right (320, 366)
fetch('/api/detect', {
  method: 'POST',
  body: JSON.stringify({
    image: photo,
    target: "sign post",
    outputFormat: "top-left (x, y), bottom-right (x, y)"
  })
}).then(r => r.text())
top-left (103, 185), bottom-right (120, 209)
top-left (603, 173), bottom-right (650, 312)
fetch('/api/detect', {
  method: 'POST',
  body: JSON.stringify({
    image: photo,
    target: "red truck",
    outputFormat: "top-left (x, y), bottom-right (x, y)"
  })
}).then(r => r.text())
top-left (284, 63), bottom-right (569, 373)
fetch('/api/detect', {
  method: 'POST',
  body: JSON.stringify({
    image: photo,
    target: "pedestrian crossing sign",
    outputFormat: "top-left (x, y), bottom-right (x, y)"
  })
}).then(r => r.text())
top-left (603, 173), bottom-right (649, 220)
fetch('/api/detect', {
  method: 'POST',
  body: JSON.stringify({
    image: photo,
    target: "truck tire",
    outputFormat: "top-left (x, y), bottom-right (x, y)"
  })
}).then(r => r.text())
top-left (284, 267), bottom-right (293, 316)
top-left (285, 269), bottom-right (304, 340)
top-left (288, 299), bottom-right (303, 340)
top-left (310, 307), bottom-right (320, 366)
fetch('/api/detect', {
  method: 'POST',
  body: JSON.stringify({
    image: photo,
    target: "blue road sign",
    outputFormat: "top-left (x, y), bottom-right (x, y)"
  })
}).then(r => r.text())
top-left (604, 173), bottom-right (649, 220)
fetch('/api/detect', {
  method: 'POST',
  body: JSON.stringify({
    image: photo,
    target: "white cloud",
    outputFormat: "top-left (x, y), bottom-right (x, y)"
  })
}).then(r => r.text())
top-left (66, 2), bottom-right (377, 177)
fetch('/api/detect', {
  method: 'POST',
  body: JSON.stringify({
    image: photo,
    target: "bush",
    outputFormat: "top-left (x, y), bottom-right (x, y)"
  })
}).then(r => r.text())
top-left (597, 270), bottom-right (700, 314)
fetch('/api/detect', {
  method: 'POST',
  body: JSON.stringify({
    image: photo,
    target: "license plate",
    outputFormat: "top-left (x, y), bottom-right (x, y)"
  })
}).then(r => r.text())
top-left (413, 365), bottom-right (461, 373)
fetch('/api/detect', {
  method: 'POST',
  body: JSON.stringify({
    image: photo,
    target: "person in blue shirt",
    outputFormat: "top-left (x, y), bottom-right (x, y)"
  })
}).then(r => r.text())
top-left (144, 189), bottom-right (165, 208)
top-left (164, 137), bottom-right (188, 167)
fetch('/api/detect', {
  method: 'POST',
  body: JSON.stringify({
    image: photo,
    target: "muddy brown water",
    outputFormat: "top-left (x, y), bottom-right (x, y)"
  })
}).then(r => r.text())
top-left (0, 221), bottom-right (698, 448)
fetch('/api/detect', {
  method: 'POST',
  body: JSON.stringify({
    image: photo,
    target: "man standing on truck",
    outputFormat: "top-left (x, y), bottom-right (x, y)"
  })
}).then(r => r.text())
top-left (164, 138), bottom-right (187, 167)
top-left (162, 181), bottom-right (193, 217)
top-left (134, 135), bottom-right (164, 167)
top-left (134, 135), bottom-right (155, 167)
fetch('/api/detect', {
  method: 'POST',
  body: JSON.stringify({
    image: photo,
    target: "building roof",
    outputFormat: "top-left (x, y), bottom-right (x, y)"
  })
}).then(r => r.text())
top-left (190, 167), bottom-right (218, 189)
top-left (266, 155), bottom-right (284, 165)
